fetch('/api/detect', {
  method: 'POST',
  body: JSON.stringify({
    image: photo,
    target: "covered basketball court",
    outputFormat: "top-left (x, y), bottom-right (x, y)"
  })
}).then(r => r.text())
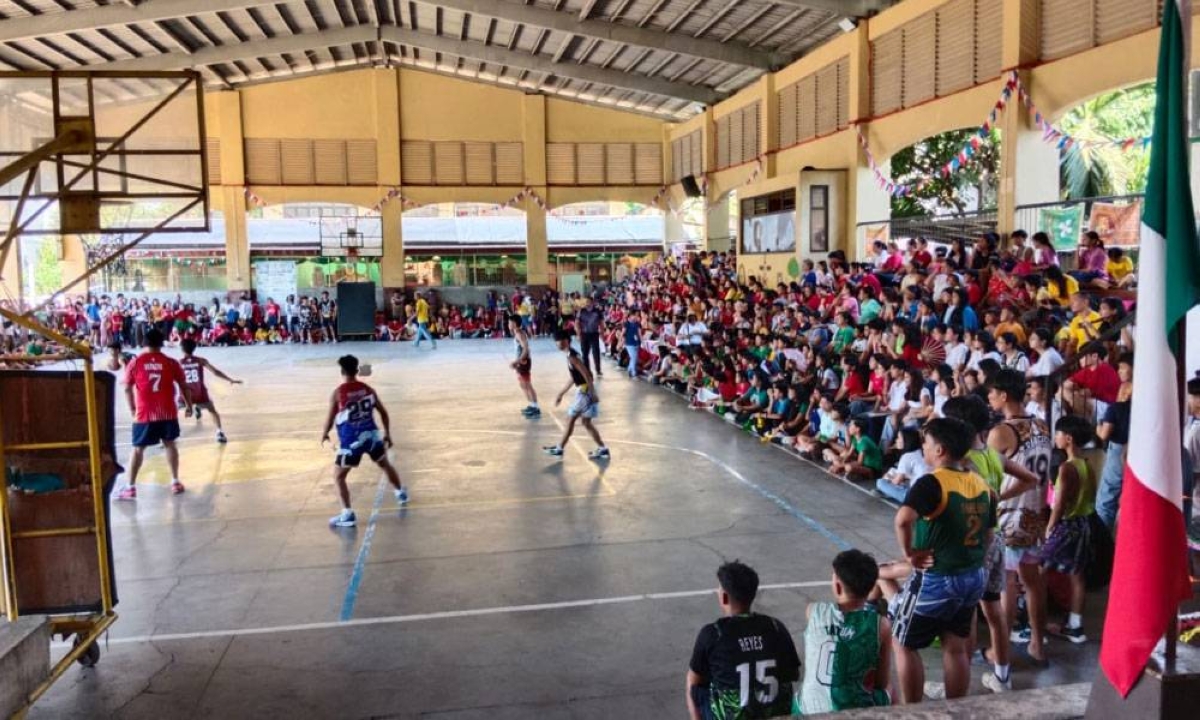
top-left (25, 341), bottom-right (1099, 718)
top-left (0, 0), bottom-right (1180, 717)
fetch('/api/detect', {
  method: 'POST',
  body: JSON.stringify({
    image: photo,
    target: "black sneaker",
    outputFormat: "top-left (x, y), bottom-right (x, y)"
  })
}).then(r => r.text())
top-left (1053, 625), bottom-right (1087, 644)
top-left (542, 445), bottom-right (564, 457)
top-left (522, 406), bottom-right (541, 417)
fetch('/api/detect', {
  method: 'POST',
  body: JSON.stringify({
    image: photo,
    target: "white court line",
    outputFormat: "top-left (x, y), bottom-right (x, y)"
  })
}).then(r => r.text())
top-left (53, 581), bottom-right (828, 648)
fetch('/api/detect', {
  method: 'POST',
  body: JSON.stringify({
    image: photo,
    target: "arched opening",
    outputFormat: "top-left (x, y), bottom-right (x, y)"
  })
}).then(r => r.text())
top-left (246, 202), bottom-right (380, 303)
top-left (82, 207), bottom-right (226, 299)
top-left (1057, 81), bottom-right (1153, 200)
top-left (547, 201), bottom-right (664, 291)
top-left (888, 127), bottom-right (1002, 219)
top-left (401, 202), bottom-right (527, 287)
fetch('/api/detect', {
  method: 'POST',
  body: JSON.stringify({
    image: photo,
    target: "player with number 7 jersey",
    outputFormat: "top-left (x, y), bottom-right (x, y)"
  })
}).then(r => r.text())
top-left (118, 328), bottom-right (190, 500)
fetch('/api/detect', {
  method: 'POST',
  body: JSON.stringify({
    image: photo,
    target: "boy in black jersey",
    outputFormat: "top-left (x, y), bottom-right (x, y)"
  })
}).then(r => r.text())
top-left (543, 330), bottom-right (609, 460)
top-left (687, 561), bottom-right (800, 720)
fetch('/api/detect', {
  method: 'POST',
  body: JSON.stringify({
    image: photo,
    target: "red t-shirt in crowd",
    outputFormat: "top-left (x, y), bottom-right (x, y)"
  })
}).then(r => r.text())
top-left (912, 249), bottom-right (932, 268)
top-left (843, 371), bottom-right (867, 398)
top-left (125, 351), bottom-right (185, 423)
top-left (1070, 362), bottom-right (1121, 404)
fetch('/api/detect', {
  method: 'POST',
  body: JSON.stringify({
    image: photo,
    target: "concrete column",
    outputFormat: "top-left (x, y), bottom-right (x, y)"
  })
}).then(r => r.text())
top-left (380, 200), bottom-right (404, 288)
top-left (525, 193), bottom-right (549, 288)
top-left (522, 95), bottom-right (547, 187)
top-left (221, 185), bottom-right (250, 292)
top-left (842, 24), bottom-right (887, 261)
top-left (61, 235), bottom-right (86, 284)
top-left (997, 72), bottom-right (1060, 235)
top-left (0, 238), bottom-right (19, 300)
top-left (664, 211), bottom-right (686, 249)
top-left (375, 69), bottom-right (405, 289)
top-left (705, 196), bottom-right (731, 253)
top-left (211, 91), bottom-right (249, 294)
top-left (849, 150), bottom-right (891, 261)
top-left (996, 0), bottom-right (1052, 235)
top-left (760, 74), bottom-right (778, 180)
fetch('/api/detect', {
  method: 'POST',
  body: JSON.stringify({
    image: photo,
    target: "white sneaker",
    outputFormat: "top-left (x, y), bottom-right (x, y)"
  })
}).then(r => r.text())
top-left (983, 671), bottom-right (1012, 693)
top-left (329, 509), bottom-right (357, 527)
top-left (394, 487), bottom-right (410, 505)
top-left (923, 681), bottom-right (945, 700)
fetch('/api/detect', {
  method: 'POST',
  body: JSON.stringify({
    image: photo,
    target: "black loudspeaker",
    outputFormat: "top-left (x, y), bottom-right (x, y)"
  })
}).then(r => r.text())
top-left (681, 174), bottom-right (703, 198)
top-left (336, 282), bottom-right (376, 338)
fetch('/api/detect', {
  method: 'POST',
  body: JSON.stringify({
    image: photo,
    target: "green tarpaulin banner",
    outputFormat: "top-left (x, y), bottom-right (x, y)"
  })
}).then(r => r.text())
top-left (1039, 205), bottom-right (1085, 250)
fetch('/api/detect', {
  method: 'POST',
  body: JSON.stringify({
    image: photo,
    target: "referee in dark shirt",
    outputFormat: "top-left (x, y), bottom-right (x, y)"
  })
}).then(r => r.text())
top-left (576, 294), bottom-right (605, 378)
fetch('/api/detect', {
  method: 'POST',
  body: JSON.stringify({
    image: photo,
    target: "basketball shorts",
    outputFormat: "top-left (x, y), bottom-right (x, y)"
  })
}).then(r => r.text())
top-left (132, 420), bottom-right (181, 448)
top-left (336, 430), bottom-right (387, 468)
top-left (983, 534), bottom-right (1005, 602)
top-left (514, 358), bottom-right (532, 379)
top-left (890, 567), bottom-right (985, 650)
top-left (566, 389), bottom-right (598, 419)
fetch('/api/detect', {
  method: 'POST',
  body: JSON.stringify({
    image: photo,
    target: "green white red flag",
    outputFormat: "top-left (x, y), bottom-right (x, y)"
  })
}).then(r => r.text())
top-left (1098, 0), bottom-right (1200, 698)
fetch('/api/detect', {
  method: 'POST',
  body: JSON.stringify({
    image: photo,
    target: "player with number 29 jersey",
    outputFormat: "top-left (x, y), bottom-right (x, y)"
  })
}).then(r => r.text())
top-left (335, 381), bottom-right (381, 456)
top-left (689, 613), bottom-right (800, 720)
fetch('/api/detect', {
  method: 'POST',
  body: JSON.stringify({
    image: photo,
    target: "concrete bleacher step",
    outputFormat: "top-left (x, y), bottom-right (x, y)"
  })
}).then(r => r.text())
top-left (802, 682), bottom-right (1091, 719)
top-left (0, 616), bottom-right (50, 719)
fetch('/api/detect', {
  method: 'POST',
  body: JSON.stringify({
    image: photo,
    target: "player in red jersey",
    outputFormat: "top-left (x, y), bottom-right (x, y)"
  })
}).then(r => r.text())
top-left (320, 355), bottom-right (409, 527)
top-left (179, 338), bottom-right (242, 444)
top-left (119, 328), bottom-right (191, 500)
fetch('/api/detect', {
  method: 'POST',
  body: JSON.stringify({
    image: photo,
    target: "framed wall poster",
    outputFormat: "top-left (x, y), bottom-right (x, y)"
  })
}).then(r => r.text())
top-left (810, 185), bottom-right (829, 253)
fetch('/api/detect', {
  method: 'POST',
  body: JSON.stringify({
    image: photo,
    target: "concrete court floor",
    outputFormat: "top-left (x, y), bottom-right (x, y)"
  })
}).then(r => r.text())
top-left (31, 339), bottom-right (1100, 719)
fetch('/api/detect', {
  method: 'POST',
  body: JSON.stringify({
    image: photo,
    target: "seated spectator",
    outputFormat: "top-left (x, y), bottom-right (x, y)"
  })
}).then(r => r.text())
top-left (796, 549), bottom-right (892, 714)
top-left (1106, 247), bottom-right (1136, 288)
top-left (1026, 327), bottom-right (1064, 378)
top-left (826, 417), bottom-right (884, 481)
top-left (876, 427), bottom-right (927, 503)
top-left (686, 561), bottom-right (800, 720)
top-left (795, 398), bottom-right (846, 459)
top-left (1062, 342), bottom-right (1120, 420)
top-left (1070, 231), bottom-right (1111, 288)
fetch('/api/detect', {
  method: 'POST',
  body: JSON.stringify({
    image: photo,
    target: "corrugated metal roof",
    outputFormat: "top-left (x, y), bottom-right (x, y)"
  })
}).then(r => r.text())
top-left (0, 1), bottom-right (897, 119)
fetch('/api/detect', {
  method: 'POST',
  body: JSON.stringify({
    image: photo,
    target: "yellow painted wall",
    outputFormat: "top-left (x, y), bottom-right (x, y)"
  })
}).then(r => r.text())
top-left (544, 97), bottom-right (663, 142)
top-left (241, 70), bottom-right (378, 139)
top-left (398, 69), bottom-right (524, 141)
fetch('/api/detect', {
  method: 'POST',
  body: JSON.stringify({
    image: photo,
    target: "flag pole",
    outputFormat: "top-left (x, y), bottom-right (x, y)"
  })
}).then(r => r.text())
top-left (1166, 318), bottom-right (1189, 667)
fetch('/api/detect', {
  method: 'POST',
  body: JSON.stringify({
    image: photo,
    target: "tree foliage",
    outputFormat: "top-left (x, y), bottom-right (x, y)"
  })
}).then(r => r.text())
top-left (889, 128), bottom-right (1001, 218)
top-left (1059, 83), bottom-right (1154, 199)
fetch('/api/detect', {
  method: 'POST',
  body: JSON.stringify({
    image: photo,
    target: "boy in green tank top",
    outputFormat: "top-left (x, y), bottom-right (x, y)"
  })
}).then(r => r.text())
top-left (796, 549), bottom-right (891, 714)
top-left (1041, 415), bottom-right (1097, 644)
top-left (942, 396), bottom-right (1039, 693)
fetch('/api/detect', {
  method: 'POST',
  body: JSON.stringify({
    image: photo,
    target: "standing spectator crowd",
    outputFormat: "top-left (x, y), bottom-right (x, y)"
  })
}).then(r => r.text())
top-left (574, 233), bottom-right (1198, 716)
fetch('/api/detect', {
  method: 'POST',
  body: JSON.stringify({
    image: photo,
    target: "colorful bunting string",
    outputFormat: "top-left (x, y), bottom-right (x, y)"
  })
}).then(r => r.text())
top-left (856, 75), bottom-right (1012, 198)
top-left (1013, 72), bottom-right (1151, 152)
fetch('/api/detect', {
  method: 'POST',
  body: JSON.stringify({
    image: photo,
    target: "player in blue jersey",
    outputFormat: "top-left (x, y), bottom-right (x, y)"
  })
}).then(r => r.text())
top-left (321, 355), bottom-right (409, 527)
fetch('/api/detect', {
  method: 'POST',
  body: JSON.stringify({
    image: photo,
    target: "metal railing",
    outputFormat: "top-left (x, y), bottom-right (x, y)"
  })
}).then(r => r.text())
top-left (1013, 194), bottom-right (1144, 247)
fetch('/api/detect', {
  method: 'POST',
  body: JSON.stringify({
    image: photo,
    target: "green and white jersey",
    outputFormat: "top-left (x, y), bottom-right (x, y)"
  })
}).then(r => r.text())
top-left (796, 603), bottom-right (890, 715)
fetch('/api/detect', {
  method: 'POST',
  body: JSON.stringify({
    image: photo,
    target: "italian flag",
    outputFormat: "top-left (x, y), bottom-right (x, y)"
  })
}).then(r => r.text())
top-left (1098, 0), bottom-right (1200, 698)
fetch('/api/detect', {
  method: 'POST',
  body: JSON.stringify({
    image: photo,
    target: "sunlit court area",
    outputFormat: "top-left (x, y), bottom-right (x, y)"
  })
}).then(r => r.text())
top-left (2, 1), bottom-right (1200, 719)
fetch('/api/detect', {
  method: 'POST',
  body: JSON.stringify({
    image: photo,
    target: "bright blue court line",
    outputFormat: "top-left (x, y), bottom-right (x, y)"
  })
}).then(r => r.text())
top-left (615, 440), bottom-right (853, 551)
top-left (339, 477), bottom-right (389, 621)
